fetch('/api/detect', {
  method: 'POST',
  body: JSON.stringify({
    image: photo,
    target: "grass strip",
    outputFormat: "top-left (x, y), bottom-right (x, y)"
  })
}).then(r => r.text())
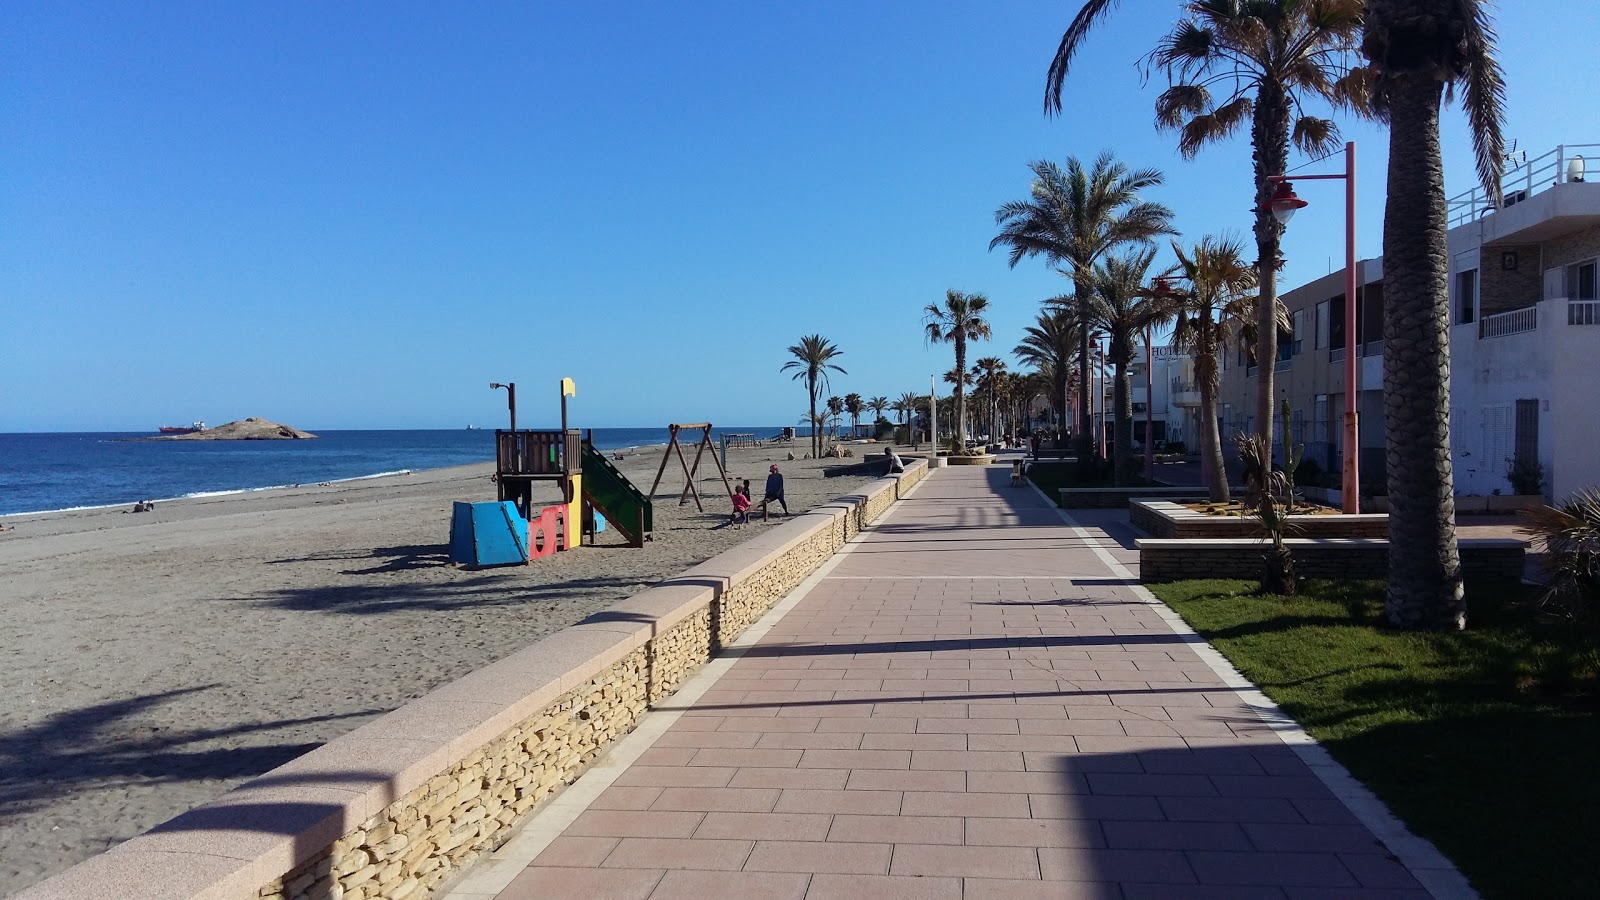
top-left (1148, 579), bottom-right (1598, 899)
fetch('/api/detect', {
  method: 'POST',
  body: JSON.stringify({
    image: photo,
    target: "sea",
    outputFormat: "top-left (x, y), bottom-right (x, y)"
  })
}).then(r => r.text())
top-left (0, 427), bottom-right (793, 517)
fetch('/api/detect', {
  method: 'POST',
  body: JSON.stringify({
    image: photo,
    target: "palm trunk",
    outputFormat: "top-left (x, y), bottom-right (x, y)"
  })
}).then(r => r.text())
top-left (1113, 359), bottom-right (1134, 485)
top-left (1251, 85), bottom-right (1290, 456)
top-left (1075, 288), bottom-right (1093, 461)
top-left (808, 379), bottom-right (819, 459)
top-left (954, 339), bottom-right (967, 448)
top-left (1197, 320), bottom-right (1230, 503)
top-left (1381, 71), bottom-right (1464, 631)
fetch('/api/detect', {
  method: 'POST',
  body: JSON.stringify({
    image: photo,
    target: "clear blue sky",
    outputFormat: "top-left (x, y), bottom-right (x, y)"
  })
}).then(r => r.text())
top-left (5, 2), bottom-right (1596, 431)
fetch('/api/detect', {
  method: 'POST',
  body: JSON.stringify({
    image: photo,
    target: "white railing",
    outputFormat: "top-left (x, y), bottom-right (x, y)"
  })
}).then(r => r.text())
top-left (1448, 143), bottom-right (1600, 227)
top-left (1479, 306), bottom-right (1538, 339)
top-left (1569, 300), bottom-right (1600, 325)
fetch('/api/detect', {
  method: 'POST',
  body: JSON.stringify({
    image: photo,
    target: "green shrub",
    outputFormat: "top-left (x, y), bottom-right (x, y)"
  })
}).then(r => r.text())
top-left (1507, 454), bottom-right (1544, 496)
top-left (1519, 487), bottom-right (1600, 627)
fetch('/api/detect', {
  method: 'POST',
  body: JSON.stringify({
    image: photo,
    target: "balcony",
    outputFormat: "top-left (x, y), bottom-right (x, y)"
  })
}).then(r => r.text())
top-left (1479, 306), bottom-right (1538, 339)
top-left (1568, 299), bottom-right (1600, 325)
top-left (1448, 142), bottom-right (1600, 227)
top-left (1169, 379), bottom-right (1201, 407)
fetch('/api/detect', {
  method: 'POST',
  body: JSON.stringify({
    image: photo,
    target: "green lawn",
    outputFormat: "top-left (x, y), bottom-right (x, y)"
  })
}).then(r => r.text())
top-left (1148, 579), bottom-right (1598, 899)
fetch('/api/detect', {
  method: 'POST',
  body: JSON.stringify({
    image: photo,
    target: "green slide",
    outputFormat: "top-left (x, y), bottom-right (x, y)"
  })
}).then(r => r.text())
top-left (580, 443), bottom-right (653, 546)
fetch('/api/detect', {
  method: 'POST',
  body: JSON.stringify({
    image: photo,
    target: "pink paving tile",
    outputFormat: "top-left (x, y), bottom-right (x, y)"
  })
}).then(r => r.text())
top-left (653, 730), bottom-right (762, 749)
top-left (965, 770), bottom-right (1084, 794)
top-left (858, 732), bottom-right (966, 751)
top-left (1101, 820), bottom-right (1253, 850)
top-left (915, 717), bottom-right (1019, 734)
top-left (1037, 848), bottom-right (1197, 884)
top-left (1028, 793), bottom-right (1165, 821)
top-left (720, 716), bottom-right (821, 733)
top-left (1185, 851), bottom-right (1359, 888)
top-left (961, 877), bottom-right (1122, 900)
top-left (649, 869), bottom-right (810, 900)
top-left (888, 843), bottom-right (1039, 880)
top-left (498, 866), bottom-right (662, 899)
top-left (964, 816), bottom-right (1106, 849)
top-left (755, 732), bottom-right (866, 750)
top-left (815, 716), bottom-right (917, 732)
top-left (694, 811), bottom-right (834, 841)
top-left (773, 788), bottom-right (903, 815)
top-left (602, 837), bottom-right (754, 871)
top-left (729, 767), bottom-right (852, 790)
top-left (565, 809), bottom-right (706, 838)
top-left (633, 747), bottom-right (699, 766)
top-left (843, 768), bottom-right (965, 792)
top-left (797, 748), bottom-right (912, 769)
top-left (613, 766), bottom-right (737, 788)
top-left (909, 749), bottom-right (1025, 771)
top-left (899, 790), bottom-right (1030, 818)
top-left (804, 873), bottom-right (961, 899)
top-left (529, 835), bottom-right (619, 867)
top-left (691, 748), bottom-right (804, 768)
top-left (648, 787), bottom-right (782, 813)
top-left (828, 813), bottom-right (963, 845)
top-left (744, 839), bottom-right (893, 875)
top-left (588, 785), bottom-right (665, 810)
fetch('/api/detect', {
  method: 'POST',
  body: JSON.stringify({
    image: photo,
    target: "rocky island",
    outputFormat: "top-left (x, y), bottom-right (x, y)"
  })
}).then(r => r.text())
top-left (148, 418), bottom-right (318, 440)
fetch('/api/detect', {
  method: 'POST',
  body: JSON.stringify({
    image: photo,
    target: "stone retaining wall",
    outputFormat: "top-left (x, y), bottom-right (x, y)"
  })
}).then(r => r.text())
top-left (21, 461), bottom-right (928, 900)
top-left (1130, 500), bottom-right (1390, 539)
top-left (1138, 537), bottom-right (1526, 584)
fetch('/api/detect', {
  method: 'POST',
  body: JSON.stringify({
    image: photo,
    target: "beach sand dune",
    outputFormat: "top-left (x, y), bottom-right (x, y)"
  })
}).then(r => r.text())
top-left (0, 445), bottom-right (880, 895)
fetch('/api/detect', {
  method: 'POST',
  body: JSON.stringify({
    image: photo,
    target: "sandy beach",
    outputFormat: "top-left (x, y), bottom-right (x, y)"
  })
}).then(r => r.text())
top-left (0, 444), bottom-right (885, 895)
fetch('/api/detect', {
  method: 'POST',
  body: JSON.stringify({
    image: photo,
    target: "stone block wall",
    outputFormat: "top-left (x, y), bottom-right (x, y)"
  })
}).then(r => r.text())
top-left (1138, 538), bottom-right (1525, 584)
top-left (21, 461), bottom-right (927, 900)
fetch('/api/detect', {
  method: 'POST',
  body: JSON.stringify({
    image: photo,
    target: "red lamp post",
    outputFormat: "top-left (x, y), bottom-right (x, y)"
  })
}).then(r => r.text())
top-left (1265, 141), bottom-right (1359, 514)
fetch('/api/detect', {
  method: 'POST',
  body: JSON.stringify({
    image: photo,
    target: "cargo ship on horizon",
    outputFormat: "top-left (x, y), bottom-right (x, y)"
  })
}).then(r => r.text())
top-left (158, 421), bottom-right (206, 435)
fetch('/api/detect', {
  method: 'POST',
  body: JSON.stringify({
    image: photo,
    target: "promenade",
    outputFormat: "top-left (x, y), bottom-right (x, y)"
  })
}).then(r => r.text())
top-left (445, 464), bottom-right (1444, 899)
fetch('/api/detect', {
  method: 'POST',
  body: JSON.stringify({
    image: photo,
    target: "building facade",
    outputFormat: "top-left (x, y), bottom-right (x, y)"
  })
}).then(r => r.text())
top-left (1218, 143), bottom-right (1600, 502)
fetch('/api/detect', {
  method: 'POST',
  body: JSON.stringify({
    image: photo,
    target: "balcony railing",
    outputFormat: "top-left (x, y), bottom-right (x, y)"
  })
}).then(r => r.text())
top-left (1569, 299), bottom-right (1600, 325)
top-left (1448, 142), bottom-right (1600, 227)
top-left (1479, 306), bottom-right (1538, 339)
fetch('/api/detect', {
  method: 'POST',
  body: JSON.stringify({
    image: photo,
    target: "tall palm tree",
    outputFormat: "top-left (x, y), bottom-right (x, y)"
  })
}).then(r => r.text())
top-left (1014, 307), bottom-right (1080, 436)
top-left (893, 391), bottom-right (919, 439)
top-left (971, 357), bottom-right (1008, 444)
top-left (924, 290), bottom-right (993, 446)
top-left (1362, 0), bottom-right (1504, 631)
top-left (1075, 248), bottom-right (1164, 485)
top-left (826, 396), bottom-right (845, 440)
top-left (844, 393), bottom-right (864, 439)
top-left (1159, 236), bottom-right (1262, 502)
top-left (1044, 0), bottom-right (1367, 453)
top-left (867, 395), bottom-right (891, 437)
top-left (780, 335), bottom-right (845, 459)
top-left (992, 154), bottom-right (1174, 461)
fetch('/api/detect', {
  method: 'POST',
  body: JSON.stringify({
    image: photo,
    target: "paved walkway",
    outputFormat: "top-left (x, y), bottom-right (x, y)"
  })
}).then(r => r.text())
top-left (462, 465), bottom-right (1436, 899)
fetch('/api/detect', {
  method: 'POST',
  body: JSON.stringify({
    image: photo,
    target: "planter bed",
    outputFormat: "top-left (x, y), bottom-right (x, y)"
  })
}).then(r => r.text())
top-left (1130, 498), bottom-right (1390, 539)
top-left (945, 454), bottom-right (996, 465)
top-left (1138, 537), bottom-right (1525, 584)
top-left (1058, 486), bottom-right (1203, 509)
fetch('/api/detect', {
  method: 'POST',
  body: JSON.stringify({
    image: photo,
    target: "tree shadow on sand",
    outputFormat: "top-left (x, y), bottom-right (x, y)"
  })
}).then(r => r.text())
top-left (0, 685), bottom-right (382, 821)
top-left (235, 574), bottom-right (657, 616)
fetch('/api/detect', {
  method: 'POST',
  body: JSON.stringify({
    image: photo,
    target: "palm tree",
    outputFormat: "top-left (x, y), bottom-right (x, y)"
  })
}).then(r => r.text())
top-left (1044, 0), bottom-right (1367, 453)
top-left (780, 335), bottom-right (845, 459)
top-left (844, 393), bottom-right (864, 439)
top-left (924, 290), bottom-right (993, 447)
top-left (1014, 307), bottom-right (1080, 437)
top-left (1075, 248), bottom-right (1163, 485)
top-left (971, 357), bottom-right (1008, 444)
top-left (868, 395), bottom-right (890, 438)
top-left (826, 396), bottom-right (845, 440)
top-left (1362, 0), bottom-right (1505, 631)
top-left (992, 153), bottom-right (1174, 462)
top-left (1158, 235), bottom-right (1262, 502)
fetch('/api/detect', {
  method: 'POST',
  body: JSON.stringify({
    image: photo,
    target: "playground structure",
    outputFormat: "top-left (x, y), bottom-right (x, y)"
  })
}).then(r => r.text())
top-left (648, 423), bottom-right (735, 512)
top-left (450, 378), bottom-right (654, 567)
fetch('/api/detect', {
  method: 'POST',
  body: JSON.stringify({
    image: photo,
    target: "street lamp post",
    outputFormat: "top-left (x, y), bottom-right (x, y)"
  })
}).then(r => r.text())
top-left (1265, 140), bottom-right (1359, 514)
top-left (1144, 326), bottom-right (1156, 479)
top-left (490, 382), bottom-right (517, 433)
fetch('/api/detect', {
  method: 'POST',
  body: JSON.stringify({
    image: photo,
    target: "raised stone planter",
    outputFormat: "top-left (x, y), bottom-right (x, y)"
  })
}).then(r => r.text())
top-left (1058, 486), bottom-right (1202, 509)
top-left (945, 454), bottom-right (995, 465)
top-left (1138, 537), bottom-right (1525, 584)
top-left (1130, 499), bottom-right (1390, 539)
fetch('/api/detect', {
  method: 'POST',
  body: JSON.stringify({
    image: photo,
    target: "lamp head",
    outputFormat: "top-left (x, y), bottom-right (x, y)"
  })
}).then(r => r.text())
top-left (1263, 180), bottom-right (1309, 225)
top-left (490, 382), bottom-right (504, 389)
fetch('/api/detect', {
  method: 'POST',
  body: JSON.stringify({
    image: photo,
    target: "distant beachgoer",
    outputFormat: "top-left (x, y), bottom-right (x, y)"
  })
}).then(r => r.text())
top-left (730, 484), bottom-right (752, 524)
top-left (1029, 433), bottom-right (1041, 458)
top-left (884, 447), bottom-right (905, 474)
top-left (761, 464), bottom-right (788, 515)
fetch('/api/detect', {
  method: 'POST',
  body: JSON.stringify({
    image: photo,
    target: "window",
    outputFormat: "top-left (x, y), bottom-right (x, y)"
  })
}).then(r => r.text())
top-left (1569, 260), bottom-right (1598, 301)
top-left (1329, 294), bottom-right (1346, 349)
top-left (1290, 309), bottom-right (1307, 357)
top-left (1315, 301), bottom-right (1329, 349)
top-left (1314, 395), bottom-right (1328, 445)
top-left (1455, 269), bottom-right (1477, 324)
top-left (1515, 398), bottom-right (1539, 463)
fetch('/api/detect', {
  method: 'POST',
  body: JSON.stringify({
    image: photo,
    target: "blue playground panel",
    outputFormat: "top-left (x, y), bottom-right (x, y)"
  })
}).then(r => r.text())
top-left (449, 501), bottom-right (529, 567)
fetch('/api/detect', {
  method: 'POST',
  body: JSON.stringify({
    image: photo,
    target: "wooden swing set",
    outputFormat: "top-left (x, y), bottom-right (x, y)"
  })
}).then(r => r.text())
top-left (647, 423), bottom-right (734, 511)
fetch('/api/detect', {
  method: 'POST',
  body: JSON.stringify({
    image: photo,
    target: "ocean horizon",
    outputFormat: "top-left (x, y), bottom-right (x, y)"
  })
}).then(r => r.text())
top-left (0, 427), bottom-right (800, 516)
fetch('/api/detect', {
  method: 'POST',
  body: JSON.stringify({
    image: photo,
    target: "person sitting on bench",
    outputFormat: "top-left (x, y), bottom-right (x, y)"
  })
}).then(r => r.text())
top-left (884, 446), bottom-right (905, 474)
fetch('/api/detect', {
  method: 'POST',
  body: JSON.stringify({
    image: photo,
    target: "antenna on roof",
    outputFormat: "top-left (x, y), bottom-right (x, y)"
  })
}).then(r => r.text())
top-left (1503, 139), bottom-right (1525, 171)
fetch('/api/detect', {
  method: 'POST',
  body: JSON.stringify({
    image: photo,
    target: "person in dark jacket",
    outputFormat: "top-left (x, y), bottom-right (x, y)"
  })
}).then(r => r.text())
top-left (760, 464), bottom-right (788, 515)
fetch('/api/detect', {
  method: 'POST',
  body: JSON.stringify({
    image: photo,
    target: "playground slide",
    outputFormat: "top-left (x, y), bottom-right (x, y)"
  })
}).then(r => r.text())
top-left (580, 444), bottom-right (653, 546)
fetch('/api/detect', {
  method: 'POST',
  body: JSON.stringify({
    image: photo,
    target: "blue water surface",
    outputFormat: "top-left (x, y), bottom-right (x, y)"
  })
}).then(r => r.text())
top-left (0, 426), bottom-right (791, 515)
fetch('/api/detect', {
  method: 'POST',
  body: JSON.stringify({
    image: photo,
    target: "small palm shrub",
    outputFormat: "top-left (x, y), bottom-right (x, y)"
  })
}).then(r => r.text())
top-left (1234, 433), bottom-right (1297, 596)
top-left (1519, 488), bottom-right (1600, 627)
top-left (1506, 454), bottom-right (1544, 496)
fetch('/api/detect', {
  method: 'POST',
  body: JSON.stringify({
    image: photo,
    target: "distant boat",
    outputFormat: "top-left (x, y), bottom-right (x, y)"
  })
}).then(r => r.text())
top-left (466, 425), bottom-right (481, 430)
top-left (159, 421), bottom-right (206, 434)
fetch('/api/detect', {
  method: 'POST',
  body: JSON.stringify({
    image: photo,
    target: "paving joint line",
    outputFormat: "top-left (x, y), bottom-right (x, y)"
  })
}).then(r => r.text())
top-left (1024, 476), bottom-right (1476, 900)
top-left (436, 472), bottom-right (933, 900)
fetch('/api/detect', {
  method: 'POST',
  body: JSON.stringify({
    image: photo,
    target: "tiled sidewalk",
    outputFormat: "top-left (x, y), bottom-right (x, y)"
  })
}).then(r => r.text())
top-left (468, 466), bottom-right (1436, 899)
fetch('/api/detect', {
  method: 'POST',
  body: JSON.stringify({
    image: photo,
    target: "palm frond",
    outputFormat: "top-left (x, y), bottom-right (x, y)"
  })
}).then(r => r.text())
top-left (1460, 0), bottom-right (1507, 207)
top-left (1290, 115), bottom-right (1340, 156)
top-left (1046, 0), bottom-right (1124, 115)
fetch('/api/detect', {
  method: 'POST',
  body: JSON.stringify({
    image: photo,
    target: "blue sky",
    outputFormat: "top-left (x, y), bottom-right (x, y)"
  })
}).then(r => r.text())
top-left (5, 2), bottom-right (1596, 431)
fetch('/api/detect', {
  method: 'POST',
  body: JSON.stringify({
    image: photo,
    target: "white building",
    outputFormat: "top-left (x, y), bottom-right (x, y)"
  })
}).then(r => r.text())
top-left (1218, 142), bottom-right (1600, 502)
